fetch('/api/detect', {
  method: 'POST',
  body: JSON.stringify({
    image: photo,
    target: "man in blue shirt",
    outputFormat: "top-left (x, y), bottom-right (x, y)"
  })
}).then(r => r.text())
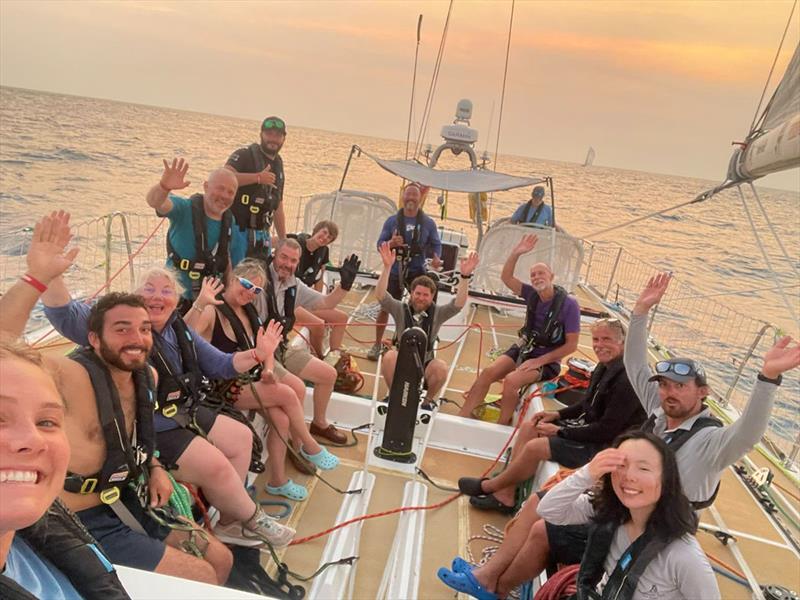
top-left (510, 185), bottom-right (554, 227)
top-left (368, 183), bottom-right (443, 360)
top-left (146, 158), bottom-right (247, 311)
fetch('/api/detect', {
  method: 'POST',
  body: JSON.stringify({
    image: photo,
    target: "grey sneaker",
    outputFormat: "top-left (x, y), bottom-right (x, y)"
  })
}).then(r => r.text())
top-left (213, 508), bottom-right (295, 548)
top-left (366, 343), bottom-right (385, 361)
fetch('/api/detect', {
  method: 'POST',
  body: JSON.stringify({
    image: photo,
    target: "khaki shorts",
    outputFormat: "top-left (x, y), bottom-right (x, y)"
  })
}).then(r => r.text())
top-left (276, 345), bottom-right (314, 377)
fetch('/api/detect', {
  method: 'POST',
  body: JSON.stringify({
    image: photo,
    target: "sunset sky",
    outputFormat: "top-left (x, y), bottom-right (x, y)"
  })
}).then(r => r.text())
top-left (1, 0), bottom-right (798, 189)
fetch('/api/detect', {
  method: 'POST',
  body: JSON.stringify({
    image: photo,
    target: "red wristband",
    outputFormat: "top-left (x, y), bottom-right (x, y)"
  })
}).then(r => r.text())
top-left (158, 182), bottom-right (170, 193)
top-left (21, 274), bottom-right (47, 293)
top-left (251, 348), bottom-right (262, 363)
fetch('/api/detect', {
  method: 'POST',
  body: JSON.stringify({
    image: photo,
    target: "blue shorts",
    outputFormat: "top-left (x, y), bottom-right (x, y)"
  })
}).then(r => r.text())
top-left (76, 489), bottom-right (171, 571)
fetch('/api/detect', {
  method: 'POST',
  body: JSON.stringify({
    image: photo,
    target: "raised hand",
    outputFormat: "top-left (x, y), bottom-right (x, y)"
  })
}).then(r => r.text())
top-left (762, 336), bottom-right (800, 379)
top-left (160, 158), bottom-right (191, 192)
top-left (26, 211), bottom-right (80, 284)
top-left (339, 254), bottom-right (361, 291)
top-left (634, 272), bottom-right (672, 314)
top-left (587, 447), bottom-right (627, 480)
top-left (378, 241), bottom-right (396, 268)
top-left (459, 252), bottom-right (479, 277)
top-left (195, 277), bottom-right (224, 310)
top-left (512, 234), bottom-right (538, 256)
top-left (258, 319), bottom-right (285, 360)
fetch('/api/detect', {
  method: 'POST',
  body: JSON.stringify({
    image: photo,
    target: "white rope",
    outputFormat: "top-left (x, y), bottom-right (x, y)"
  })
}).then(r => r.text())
top-left (748, 182), bottom-right (800, 279)
top-left (736, 185), bottom-right (799, 325)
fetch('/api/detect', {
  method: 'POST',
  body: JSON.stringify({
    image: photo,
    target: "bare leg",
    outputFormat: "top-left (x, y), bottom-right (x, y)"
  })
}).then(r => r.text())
top-left (381, 349), bottom-right (398, 390)
top-left (158, 528), bottom-right (233, 584)
top-left (497, 365), bottom-right (544, 425)
top-left (295, 357), bottom-right (337, 430)
top-left (374, 309), bottom-right (389, 347)
top-left (206, 414), bottom-right (252, 483)
top-left (175, 437), bottom-right (258, 524)
top-left (483, 437), bottom-right (552, 506)
top-left (313, 307), bottom-right (348, 351)
top-left (424, 358), bottom-right (448, 401)
top-left (295, 306), bottom-right (325, 356)
top-left (496, 518), bottom-right (551, 597)
top-left (472, 496), bottom-right (543, 592)
top-left (458, 356), bottom-right (517, 418)
top-left (265, 409), bottom-right (290, 488)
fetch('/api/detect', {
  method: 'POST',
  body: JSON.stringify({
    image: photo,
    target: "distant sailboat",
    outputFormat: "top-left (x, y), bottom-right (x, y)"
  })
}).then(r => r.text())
top-left (583, 146), bottom-right (595, 167)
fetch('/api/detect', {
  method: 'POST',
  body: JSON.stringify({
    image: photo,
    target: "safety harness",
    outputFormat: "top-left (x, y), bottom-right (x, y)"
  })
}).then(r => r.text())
top-left (231, 143), bottom-right (284, 259)
top-left (521, 201), bottom-right (545, 225)
top-left (63, 347), bottom-right (156, 504)
top-left (290, 232), bottom-right (328, 287)
top-left (166, 193), bottom-right (232, 298)
top-left (395, 209), bottom-right (426, 261)
top-left (264, 259), bottom-right (297, 361)
top-left (641, 412), bottom-right (724, 510)
top-left (575, 523), bottom-right (670, 600)
top-left (517, 285), bottom-right (568, 363)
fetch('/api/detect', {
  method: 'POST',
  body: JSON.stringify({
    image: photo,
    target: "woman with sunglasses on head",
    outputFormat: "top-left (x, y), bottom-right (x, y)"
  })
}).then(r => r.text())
top-left (535, 430), bottom-right (718, 600)
top-left (184, 260), bottom-right (338, 502)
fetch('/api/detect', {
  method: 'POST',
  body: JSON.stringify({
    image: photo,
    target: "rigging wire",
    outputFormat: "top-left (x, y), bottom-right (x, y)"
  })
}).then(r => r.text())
top-left (487, 0), bottom-right (516, 223)
top-left (405, 15), bottom-right (424, 160)
top-left (583, 197), bottom-right (699, 239)
top-left (413, 0), bottom-right (454, 160)
top-left (736, 185), bottom-right (799, 325)
top-left (748, 181), bottom-right (800, 279)
top-left (747, 0), bottom-right (798, 136)
top-left (669, 283), bottom-right (800, 302)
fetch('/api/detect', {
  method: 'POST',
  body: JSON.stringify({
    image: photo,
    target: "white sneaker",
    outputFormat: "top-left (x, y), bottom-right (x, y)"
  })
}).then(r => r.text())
top-left (213, 508), bottom-right (295, 548)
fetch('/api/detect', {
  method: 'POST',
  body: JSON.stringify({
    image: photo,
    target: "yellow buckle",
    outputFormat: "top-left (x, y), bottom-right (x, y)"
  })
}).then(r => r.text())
top-left (250, 206), bottom-right (260, 214)
top-left (188, 271), bottom-right (201, 280)
top-left (179, 259), bottom-right (190, 271)
top-left (240, 194), bottom-right (250, 205)
top-left (100, 486), bottom-right (121, 505)
top-left (80, 478), bottom-right (98, 494)
top-left (162, 404), bottom-right (178, 418)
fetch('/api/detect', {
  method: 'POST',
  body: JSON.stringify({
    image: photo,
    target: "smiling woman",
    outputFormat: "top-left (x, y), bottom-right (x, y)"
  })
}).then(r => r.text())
top-left (0, 337), bottom-right (128, 599)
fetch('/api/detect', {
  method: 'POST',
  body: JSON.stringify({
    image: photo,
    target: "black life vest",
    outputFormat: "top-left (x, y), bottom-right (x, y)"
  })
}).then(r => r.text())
top-left (522, 201), bottom-right (545, 225)
top-left (575, 523), bottom-right (670, 600)
top-left (264, 258), bottom-right (297, 358)
top-left (216, 300), bottom-right (263, 351)
top-left (641, 412), bottom-right (724, 509)
top-left (166, 193), bottom-right (233, 297)
top-left (396, 209), bottom-right (426, 259)
top-left (290, 232), bottom-right (328, 287)
top-left (559, 359), bottom-right (625, 426)
top-left (397, 302), bottom-right (437, 363)
top-left (231, 144), bottom-right (283, 241)
top-left (0, 499), bottom-right (129, 600)
top-left (63, 347), bottom-right (156, 503)
top-left (518, 285), bottom-right (568, 361)
top-left (149, 315), bottom-right (207, 424)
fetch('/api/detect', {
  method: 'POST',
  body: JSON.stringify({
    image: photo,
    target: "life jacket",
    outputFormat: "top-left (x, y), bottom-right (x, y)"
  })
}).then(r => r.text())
top-left (0, 499), bottom-right (129, 600)
top-left (641, 412), bottom-right (724, 510)
top-left (290, 232), bottom-right (328, 287)
top-left (395, 302), bottom-right (437, 364)
top-left (558, 359), bottom-right (624, 427)
top-left (518, 285), bottom-right (568, 361)
top-left (63, 347), bottom-right (156, 504)
top-left (395, 209), bottom-right (426, 260)
top-left (231, 144), bottom-right (283, 250)
top-left (522, 201), bottom-right (545, 225)
top-left (264, 258), bottom-right (297, 359)
top-left (166, 193), bottom-right (233, 298)
top-left (149, 315), bottom-right (207, 426)
top-left (575, 522), bottom-right (670, 600)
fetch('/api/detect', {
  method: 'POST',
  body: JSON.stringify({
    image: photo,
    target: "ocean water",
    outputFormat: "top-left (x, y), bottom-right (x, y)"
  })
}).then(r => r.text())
top-left (1, 86), bottom-right (798, 449)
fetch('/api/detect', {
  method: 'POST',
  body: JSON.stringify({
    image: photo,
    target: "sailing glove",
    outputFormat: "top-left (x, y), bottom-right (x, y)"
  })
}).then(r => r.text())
top-left (339, 254), bottom-right (361, 291)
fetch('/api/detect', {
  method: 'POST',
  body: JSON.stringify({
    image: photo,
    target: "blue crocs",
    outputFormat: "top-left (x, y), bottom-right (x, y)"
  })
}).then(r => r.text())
top-left (452, 556), bottom-right (474, 574)
top-left (437, 567), bottom-right (498, 600)
top-left (265, 479), bottom-right (308, 501)
top-left (300, 446), bottom-right (339, 471)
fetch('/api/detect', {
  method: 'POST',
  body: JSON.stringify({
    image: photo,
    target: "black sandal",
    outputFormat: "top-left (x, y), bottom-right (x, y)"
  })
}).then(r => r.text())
top-left (469, 493), bottom-right (516, 515)
top-left (458, 476), bottom-right (489, 496)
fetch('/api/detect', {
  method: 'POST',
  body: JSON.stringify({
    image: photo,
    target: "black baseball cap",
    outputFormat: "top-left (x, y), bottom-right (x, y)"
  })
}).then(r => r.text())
top-left (648, 358), bottom-right (708, 386)
top-left (261, 116), bottom-right (286, 133)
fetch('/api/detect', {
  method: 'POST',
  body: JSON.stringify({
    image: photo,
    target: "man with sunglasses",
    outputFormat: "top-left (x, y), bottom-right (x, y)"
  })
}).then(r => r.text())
top-left (446, 271), bottom-right (799, 600)
top-left (225, 116), bottom-right (288, 261)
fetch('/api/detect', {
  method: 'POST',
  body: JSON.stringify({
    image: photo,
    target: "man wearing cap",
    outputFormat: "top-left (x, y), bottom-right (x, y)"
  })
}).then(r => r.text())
top-left (510, 186), bottom-right (553, 227)
top-left (442, 271), bottom-right (799, 600)
top-left (225, 116), bottom-right (288, 262)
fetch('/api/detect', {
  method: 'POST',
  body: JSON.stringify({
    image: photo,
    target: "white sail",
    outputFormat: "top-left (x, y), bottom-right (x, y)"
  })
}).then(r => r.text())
top-left (583, 146), bottom-right (595, 167)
